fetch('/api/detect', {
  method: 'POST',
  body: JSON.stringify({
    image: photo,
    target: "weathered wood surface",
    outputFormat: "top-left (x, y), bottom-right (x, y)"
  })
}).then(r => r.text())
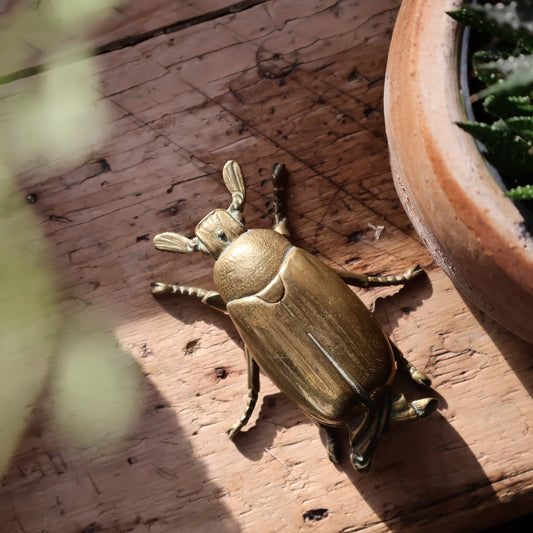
top-left (1, 1), bottom-right (533, 532)
top-left (1, 0), bottom-right (251, 53)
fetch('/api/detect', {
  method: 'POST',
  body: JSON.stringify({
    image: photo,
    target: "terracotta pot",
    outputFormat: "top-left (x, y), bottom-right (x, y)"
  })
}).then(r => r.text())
top-left (384, 0), bottom-right (533, 343)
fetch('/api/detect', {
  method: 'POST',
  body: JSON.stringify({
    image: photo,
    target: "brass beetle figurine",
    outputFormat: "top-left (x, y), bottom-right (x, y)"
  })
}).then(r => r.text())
top-left (152, 161), bottom-right (438, 471)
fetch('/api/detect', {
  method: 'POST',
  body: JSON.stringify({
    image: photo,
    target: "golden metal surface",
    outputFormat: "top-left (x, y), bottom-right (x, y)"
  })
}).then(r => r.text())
top-left (152, 161), bottom-right (438, 471)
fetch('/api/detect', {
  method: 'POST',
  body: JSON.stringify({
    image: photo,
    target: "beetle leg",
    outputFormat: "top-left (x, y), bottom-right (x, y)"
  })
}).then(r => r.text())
top-left (332, 264), bottom-right (424, 288)
top-left (150, 282), bottom-right (227, 312)
top-left (390, 341), bottom-right (431, 387)
top-left (271, 163), bottom-right (290, 237)
top-left (317, 424), bottom-right (341, 464)
top-left (226, 346), bottom-right (260, 439)
top-left (347, 394), bottom-right (390, 472)
top-left (390, 392), bottom-right (439, 423)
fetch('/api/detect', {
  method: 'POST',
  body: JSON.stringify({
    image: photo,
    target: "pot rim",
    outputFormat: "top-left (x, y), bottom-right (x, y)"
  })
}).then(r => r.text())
top-left (386, 0), bottom-right (533, 294)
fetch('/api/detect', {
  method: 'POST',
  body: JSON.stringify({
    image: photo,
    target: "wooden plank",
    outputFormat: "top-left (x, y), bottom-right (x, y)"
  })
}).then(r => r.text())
top-left (0, 0), bottom-right (244, 45)
top-left (1, 0), bottom-right (532, 532)
top-left (0, 0), bottom-right (255, 78)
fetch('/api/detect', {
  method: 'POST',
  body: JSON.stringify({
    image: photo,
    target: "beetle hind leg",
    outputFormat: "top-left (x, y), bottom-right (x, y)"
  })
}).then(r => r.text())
top-left (317, 424), bottom-right (341, 464)
top-left (388, 343), bottom-right (438, 421)
top-left (390, 392), bottom-right (438, 423)
top-left (347, 395), bottom-right (390, 472)
top-left (390, 341), bottom-right (432, 387)
top-left (271, 163), bottom-right (290, 237)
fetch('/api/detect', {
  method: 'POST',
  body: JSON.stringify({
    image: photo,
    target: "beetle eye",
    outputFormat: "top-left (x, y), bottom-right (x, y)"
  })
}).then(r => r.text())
top-left (215, 229), bottom-right (228, 242)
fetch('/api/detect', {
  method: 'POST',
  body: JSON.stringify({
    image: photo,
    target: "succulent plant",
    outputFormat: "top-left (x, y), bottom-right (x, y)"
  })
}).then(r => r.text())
top-left (448, 1), bottom-right (533, 201)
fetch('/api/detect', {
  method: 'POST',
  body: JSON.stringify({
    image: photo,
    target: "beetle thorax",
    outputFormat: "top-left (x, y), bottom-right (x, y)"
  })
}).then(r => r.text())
top-left (214, 229), bottom-right (291, 302)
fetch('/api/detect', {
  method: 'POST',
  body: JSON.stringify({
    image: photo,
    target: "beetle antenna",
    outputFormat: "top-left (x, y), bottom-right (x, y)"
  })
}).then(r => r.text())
top-left (153, 232), bottom-right (209, 254)
top-left (271, 162), bottom-right (290, 236)
top-left (222, 160), bottom-right (246, 218)
top-left (272, 163), bottom-right (288, 224)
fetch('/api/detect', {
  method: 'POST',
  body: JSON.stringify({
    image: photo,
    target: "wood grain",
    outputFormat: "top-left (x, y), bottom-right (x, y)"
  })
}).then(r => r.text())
top-left (1, 1), bottom-right (532, 532)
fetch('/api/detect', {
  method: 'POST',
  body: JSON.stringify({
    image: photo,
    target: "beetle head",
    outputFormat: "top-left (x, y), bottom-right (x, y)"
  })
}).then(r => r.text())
top-left (193, 208), bottom-right (246, 258)
top-left (153, 160), bottom-right (247, 259)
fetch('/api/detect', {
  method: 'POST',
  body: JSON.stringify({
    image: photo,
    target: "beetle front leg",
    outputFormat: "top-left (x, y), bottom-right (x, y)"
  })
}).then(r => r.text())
top-left (333, 264), bottom-right (424, 288)
top-left (226, 346), bottom-right (260, 439)
top-left (150, 282), bottom-right (227, 312)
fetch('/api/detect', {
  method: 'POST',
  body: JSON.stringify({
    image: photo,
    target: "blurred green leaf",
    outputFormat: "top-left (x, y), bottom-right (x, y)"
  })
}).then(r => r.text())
top-left (48, 0), bottom-right (122, 27)
top-left (50, 313), bottom-right (142, 445)
top-left (0, 165), bottom-right (59, 476)
top-left (0, 0), bottom-right (124, 78)
top-left (1, 59), bottom-right (109, 173)
top-left (0, 0), bottom-right (129, 476)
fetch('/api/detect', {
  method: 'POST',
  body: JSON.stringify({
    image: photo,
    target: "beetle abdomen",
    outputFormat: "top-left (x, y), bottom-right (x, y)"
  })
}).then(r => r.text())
top-left (214, 229), bottom-right (291, 302)
top-left (226, 247), bottom-right (396, 425)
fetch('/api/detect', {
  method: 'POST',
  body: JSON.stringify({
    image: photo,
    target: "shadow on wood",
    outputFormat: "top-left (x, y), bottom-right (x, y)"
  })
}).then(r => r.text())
top-left (0, 365), bottom-right (242, 532)
top-left (463, 299), bottom-right (533, 398)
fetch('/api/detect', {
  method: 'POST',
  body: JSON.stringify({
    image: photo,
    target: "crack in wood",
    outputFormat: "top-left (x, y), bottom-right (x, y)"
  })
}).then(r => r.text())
top-left (98, 0), bottom-right (270, 55)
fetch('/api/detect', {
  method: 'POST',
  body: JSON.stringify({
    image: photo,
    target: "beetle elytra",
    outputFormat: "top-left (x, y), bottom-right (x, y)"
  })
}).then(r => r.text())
top-left (151, 161), bottom-right (438, 472)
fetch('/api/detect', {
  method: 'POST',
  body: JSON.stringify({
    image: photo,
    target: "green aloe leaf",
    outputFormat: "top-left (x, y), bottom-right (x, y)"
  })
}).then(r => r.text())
top-left (451, 3), bottom-right (533, 205)
top-left (457, 119), bottom-right (533, 179)
top-left (506, 184), bottom-right (533, 199)
top-left (449, 3), bottom-right (533, 52)
top-left (507, 115), bottom-right (533, 139)
top-left (483, 94), bottom-right (533, 118)
top-left (473, 49), bottom-right (511, 85)
top-left (477, 54), bottom-right (533, 98)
